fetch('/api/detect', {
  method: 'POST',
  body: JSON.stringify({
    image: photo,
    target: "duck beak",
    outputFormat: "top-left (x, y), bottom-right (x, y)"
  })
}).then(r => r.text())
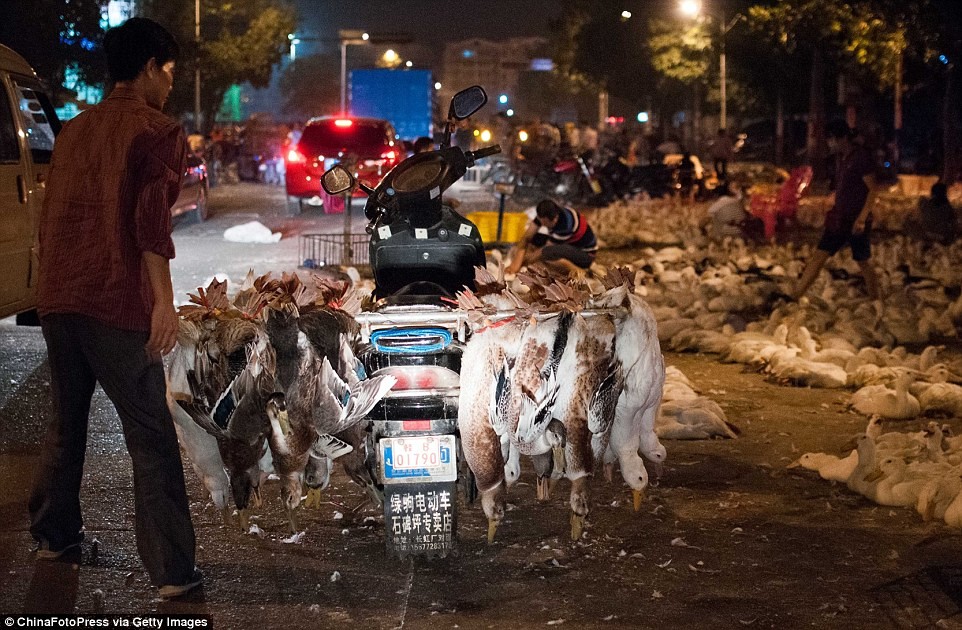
top-left (632, 489), bottom-right (645, 512)
top-left (278, 409), bottom-right (292, 437)
top-left (304, 487), bottom-right (323, 509)
top-left (864, 468), bottom-right (884, 483)
top-left (786, 458), bottom-right (801, 469)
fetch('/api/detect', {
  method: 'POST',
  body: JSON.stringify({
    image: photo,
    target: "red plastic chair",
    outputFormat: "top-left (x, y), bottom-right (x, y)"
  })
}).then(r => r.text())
top-left (749, 166), bottom-right (814, 238)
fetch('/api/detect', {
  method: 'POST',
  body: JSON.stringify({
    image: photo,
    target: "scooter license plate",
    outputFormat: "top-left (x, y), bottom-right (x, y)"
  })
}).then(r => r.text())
top-left (380, 435), bottom-right (457, 484)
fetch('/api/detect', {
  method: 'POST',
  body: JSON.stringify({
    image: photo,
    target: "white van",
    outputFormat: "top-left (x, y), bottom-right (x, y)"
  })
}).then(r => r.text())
top-left (0, 44), bottom-right (59, 321)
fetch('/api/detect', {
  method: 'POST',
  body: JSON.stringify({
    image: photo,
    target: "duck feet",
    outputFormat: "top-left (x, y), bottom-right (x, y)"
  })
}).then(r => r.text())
top-left (238, 509), bottom-right (250, 532)
top-left (304, 487), bottom-right (323, 509)
top-left (221, 506), bottom-right (233, 529)
top-left (570, 512), bottom-right (585, 541)
top-left (487, 519), bottom-right (499, 544)
top-left (604, 463), bottom-right (615, 484)
top-left (250, 486), bottom-right (263, 510)
top-left (536, 476), bottom-right (551, 501)
top-left (286, 507), bottom-right (300, 534)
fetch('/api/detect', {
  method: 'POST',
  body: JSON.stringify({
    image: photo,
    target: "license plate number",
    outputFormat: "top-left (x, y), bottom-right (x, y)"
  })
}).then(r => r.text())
top-left (380, 435), bottom-right (457, 484)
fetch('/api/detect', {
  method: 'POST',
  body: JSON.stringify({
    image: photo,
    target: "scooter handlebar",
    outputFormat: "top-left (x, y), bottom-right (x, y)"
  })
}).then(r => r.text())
top-left (466, 144), bottom-right (501, 163)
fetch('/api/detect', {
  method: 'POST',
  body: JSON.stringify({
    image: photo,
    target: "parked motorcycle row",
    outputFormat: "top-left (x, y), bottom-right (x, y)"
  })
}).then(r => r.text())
top-left (484, 141), bottom-right (708, 208)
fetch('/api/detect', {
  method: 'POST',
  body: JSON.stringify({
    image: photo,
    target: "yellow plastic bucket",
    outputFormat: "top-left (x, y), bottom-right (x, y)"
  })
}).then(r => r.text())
top-left (465, 211), bottom-right (529, 243)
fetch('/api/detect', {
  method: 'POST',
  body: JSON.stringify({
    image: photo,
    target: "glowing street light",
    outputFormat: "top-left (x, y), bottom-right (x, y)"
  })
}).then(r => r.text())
top-left (434, 81), bottom-right (442, 90)
top-left (678, 0), bottom-right (740, 130)
top-left (498, 94), bottom-right (508, 105)
top-left (405, 60), bottom-right (413, 67)
top-left (621, 10), bottom-right (632, 20)
top-left (679, 0), bottom-right (702, 18)
top-left (383, 49), bottom-right (399, 63)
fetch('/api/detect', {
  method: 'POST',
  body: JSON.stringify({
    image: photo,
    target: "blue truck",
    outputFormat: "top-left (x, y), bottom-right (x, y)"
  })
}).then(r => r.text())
top-left (350, 68), bottom-right (433, 142)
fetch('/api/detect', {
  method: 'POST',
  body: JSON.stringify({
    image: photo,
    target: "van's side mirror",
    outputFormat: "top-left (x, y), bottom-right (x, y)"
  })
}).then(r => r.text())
top-left (321, 165), bottom-right (356, 195)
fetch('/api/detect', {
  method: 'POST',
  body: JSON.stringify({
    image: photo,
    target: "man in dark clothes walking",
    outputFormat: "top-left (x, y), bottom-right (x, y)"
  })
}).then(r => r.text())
top-left (787, 121), bottom-right (882, 300)
top-left (29, 17), bottom-right (201, 599)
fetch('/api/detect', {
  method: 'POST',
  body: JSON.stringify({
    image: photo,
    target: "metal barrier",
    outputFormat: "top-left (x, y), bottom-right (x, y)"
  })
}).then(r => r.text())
top-left (299, 233), bottom-right (370, 267)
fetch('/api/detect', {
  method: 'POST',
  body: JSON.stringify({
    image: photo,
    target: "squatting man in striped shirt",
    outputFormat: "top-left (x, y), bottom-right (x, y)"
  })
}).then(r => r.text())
top-left (506, 199), bottom-right (599, 276)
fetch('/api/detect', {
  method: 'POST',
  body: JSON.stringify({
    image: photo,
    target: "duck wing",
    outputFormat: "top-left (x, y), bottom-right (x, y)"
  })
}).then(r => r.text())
top-left (315, 356), bottom-right (396, 435)
top-left (588, 360), bottom-right (624, 437)
top-left (514, 369), bottom-right (560, 454)
top-left (489, 355), bottom-right (513, 436)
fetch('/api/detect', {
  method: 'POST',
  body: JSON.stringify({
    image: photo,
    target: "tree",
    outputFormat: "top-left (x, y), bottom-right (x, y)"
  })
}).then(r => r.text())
top-left (748, 1), bottom-right (873, 177)
top-left (0, 0), bottom-right (109, 102)
top-left (648, 18), bottom-right (712, 148)
top-left (137, 0), bottom-right (296, 130)
top-left (278, 53), bottom-right (340, 119)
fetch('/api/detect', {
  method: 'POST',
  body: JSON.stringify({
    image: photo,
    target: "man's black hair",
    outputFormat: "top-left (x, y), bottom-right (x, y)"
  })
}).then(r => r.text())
top-left (103, 17), bottom-right (179, 83)
top-left (413, 136), bottom-right (434, 153)
top-left (535, 199), bottom-right (560, 220)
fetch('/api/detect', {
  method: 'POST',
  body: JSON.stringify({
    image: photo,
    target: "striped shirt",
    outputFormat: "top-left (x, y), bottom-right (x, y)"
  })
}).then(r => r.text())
top-left (534, 206), bottom-right (598, 253)
top-left (37, 86), bottom-right (186, 331)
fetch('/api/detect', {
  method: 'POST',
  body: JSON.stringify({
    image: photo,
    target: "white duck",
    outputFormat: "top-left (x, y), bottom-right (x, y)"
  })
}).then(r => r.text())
top-left (862, 457), bottom-right (936, 507)
top-left (458, 316), bottom-right (527, 543)
top-left (605, 290), bottom-right (666, 513)
top-left (656, 397), bottom-right (739, 440)
top-left (789, 450), bottom-right (858, 483)
top-left (849, 373), bottom-right (921, 419)
top-left (919, 382), bottom-right (962, 417)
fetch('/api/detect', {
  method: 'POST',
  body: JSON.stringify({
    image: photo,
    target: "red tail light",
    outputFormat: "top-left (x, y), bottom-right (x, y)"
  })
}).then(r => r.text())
top-left (380, 149), bottom-right (397, 164)
top-left (286, 148), bottom-right (306, 164)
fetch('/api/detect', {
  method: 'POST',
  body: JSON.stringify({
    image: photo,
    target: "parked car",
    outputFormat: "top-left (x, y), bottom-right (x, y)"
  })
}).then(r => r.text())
top-left (284, 116), bottom-right (400, 213)
top-left (170, 154), bottom-right (210, 222)
top-left (0, 44), bottom-right (60, 322)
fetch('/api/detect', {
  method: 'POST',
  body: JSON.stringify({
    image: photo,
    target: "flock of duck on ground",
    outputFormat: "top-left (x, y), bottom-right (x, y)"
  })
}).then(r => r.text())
top-left (587, 197), bottom-right (962, 526)
top-left (165, 192), bottom-right (962, 540)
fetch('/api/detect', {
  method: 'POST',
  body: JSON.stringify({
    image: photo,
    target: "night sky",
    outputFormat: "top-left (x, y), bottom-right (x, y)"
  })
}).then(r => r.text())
top-left (295, 0), bottom-right (563, 53)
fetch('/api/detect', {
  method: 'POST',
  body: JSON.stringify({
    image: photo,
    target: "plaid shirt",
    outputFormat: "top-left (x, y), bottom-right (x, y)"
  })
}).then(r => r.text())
top-left (37, 87), bottom-right (185, 331)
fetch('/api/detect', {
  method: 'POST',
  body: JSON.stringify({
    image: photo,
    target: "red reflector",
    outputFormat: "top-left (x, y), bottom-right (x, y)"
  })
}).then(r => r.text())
top-left (402, 420), bottom-right (431, 431)
top-left (334, 119), bottom-right (353, 127)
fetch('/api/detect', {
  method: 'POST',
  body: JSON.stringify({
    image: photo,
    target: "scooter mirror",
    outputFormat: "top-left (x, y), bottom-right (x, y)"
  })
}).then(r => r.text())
top-left (321, 164), bottom-right (356, 195)
top-left (448, 85), bottom-right (487, 121)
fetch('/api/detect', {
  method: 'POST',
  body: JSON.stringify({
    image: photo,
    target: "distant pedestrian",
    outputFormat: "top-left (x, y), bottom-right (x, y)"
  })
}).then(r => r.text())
top-left (917, 181), bottom-right (957, 245)
top-left (710, 128), bottom-right (734, 180)
top-left (702, 182), bottom-right (756, 240)
top-left (30, 17), bottom-right (201, 600)
top-left (786, 121), bottom-right (882, 301)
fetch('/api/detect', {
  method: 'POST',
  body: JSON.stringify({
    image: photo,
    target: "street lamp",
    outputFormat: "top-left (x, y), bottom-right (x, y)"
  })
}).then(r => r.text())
top-left (678, 0), bottom-right (742, 131)
top-left (339, 30), bottom-right (370, 115)
top-left (194, 0), bottom-right (201, 131)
